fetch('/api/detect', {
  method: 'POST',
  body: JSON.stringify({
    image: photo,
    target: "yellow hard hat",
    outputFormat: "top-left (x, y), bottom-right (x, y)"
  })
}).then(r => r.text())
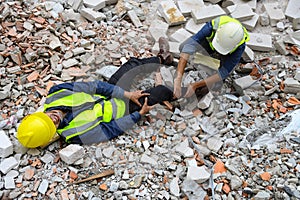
top-left (17, 112), bottom-right (56, 148)
top-left (212, 22), bottom-right (244, 55)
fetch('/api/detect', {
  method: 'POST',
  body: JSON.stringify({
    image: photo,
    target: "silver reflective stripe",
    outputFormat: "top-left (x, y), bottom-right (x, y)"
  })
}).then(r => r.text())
top-left (58, 115), bottom-right (103, 139)
top-left (45, 90), bottom-right (74, 104)
top-left (110, 99), bottom-right (118, 119)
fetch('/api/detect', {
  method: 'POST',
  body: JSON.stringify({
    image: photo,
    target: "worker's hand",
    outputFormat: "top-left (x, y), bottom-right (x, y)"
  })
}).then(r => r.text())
top-left (124, 90), bottom-right (150, 107)
top-left (184, 83), bottom-right (196, 98)
top-left (173, 78), bottom-right (182, 98)
top-left (139, 97), bottom-right (155, 115)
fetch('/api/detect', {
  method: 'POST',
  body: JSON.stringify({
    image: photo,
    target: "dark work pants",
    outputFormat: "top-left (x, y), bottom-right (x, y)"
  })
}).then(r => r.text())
top-left (108, 57), bottom-right (176, 113)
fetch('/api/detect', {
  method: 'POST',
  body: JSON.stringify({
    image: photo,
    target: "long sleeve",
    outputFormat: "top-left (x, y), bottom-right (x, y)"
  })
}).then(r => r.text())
top-left (48, 81), bottom-right (125, 99)
top-left (218, 43), bottom-right (246, 80)
top-left (68, 111), bottom-right (141, 144)
top-left (180, 22), bottom-right (213, 54)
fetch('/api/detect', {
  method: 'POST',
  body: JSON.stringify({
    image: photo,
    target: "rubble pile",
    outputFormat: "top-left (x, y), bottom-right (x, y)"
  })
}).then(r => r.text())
top-left (0, 0), bottom-right (300, 199)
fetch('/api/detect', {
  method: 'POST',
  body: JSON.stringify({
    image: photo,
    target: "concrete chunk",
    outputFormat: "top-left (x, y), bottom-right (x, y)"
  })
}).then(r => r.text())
top-left (191, 4), bottom-right (226, 24)
top-left (247, 33), bottom-right (273, 52)
top-left (0, 130), bottom-right (13, 158)
top-left (207, 136), bottom-right (223, 152)
top-left (242, 45), bottom-right (255, 62)
top-left (170, 177), bottom-right (180, 197)
top-left (38, 179), bottom-right (49, 194)
top-left (62, 58), bottom-right (79, 68)
top-left (293, 18), bottom-right (300, 30)
top-left (197, 92), bottom-right (214, 110)
top-left (242, 13), bottom-right (259, 31)
top-left (177, 0), bottom-right (204, 16)
top-left (284, 78), bottom-right (300, 94)
top-left (83, 0), bottom-right (105, 11)
top-left (226, 4), bottom-right (255, 21)
top-left (127, 10), bottom-right (143, 28)
top-left (140, 154), bottom-right (158, 166)
top-left (80, 8), bottom-right (105, 22)
top-left (233, 75), bottom-right (258, 95)
top-left (185, 18), bottom-right (205, 34)
top-left (157, 0), bottom-right (186, 26)
top-left (0, 157), bottom-right (18, 174)
top-left (49, 35), bottom-right (61, 50)
top-left (285, 0), bottom-right (300, 22)
top-left (174, 138), bottom-right (194, 158)
top-left (230, 0), bottom-right (257, 11)
top-left (160, 66), bottom-right (174, 87)
top-left (23, 21), bottom-right (34, 31)
top-left (170, 28), bottom-right (192, 43)
top-left (285, 0), bottom-right (300, 30)
top-left (4, 176), bottom-right (15, 189)
top-left (59, 144), bottom-right (85, 164)
top-left (148, 19), bottom-right (169, 41)
top-left (263, 3), bottom-right (285, 26)
top-left (295, 69), bottom-right (300, 81)
top-left (274, 39), bottom-right (288, 55)
top-left (187, 166), bottom-right (210, 183)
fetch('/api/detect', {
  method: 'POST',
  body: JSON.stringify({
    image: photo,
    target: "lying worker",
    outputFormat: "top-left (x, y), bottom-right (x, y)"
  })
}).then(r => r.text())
top-left (173, 15), bottom-right (250, 98)
top-left (17, 38), bottom-right (175, 148)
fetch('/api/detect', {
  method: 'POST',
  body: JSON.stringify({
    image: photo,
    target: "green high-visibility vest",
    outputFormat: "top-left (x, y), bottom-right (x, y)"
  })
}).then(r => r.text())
top-left (206, 16), bottom-right (250, 54)
top-left (43, 89), bottom-right (126, 143)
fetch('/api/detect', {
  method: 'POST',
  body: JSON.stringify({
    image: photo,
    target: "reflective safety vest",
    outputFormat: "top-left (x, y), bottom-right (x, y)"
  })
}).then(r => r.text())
top-left (206, 16), bottom-right (249, 54)
top-left (43, 89), bottom-right (126, 143)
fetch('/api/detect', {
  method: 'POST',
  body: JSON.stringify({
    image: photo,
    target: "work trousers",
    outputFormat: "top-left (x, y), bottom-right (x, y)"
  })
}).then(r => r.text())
top-left (108, 57), bottom-right (176, 113)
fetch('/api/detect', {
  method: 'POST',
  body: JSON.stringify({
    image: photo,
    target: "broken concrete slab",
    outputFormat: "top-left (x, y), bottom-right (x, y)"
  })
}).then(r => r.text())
top-left (148, 19), bottom-right (169, 41)
top-left (247, 33), bottom-right (274, 52)
top-left (226, 4), bottom-right (255, 21)
top-left (157, 1), bottom-right (186, 26)
top-left (263, 2), bottom-right (286, 26)
top-left (170, 28), bottom-right (192, 43)
top-left (284, 78), bottom-right (300, 94)
top-left (191, 4), bottom-right (226, 24)
top-left (59, 144), bottom-right (85, 164)
top-left (233, 75), bottom-right (259, 95)
top-left (177, 0), bottom-right (204, 16)
top-left (80, 8), bottom-right (106, 22)
top-left (185, 18), bottom-right (205, 34)
top-left (127, 10), bottom-right (143, 28)
top-left (83, 0), bottom-right (105, 11)
top-left (187, 166), bottom-right (210, 183)
top-left (242, 45), bottom-right (255, 62)
top-left (0, 130), bottom-right (13, 158)
top-left (242, 13), bottom-right (259, 31)
top-left (197, 92), bottom-right (214, 110)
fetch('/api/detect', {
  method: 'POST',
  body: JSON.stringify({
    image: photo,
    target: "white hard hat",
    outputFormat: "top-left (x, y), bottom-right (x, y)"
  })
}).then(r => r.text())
top-left (212, 22), bottom-right (244, 55)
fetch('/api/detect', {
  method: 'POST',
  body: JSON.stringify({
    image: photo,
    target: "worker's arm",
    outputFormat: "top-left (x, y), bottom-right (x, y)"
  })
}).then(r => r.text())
top-left (174, 22), bottom-right (213, 98)
top-left (184, 73), bottom-right (221, 97)
top-left (174, 53), bottom-right (189, 98)
top-left (48, 81), bottom-right (125, 98)
top-left (48, 81), bottom-right (147, 105)
top-left (218, 43), bottom-right (246, 80)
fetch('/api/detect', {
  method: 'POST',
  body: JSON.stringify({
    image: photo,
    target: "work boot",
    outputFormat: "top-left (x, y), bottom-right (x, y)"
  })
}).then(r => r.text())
top-left (157, 37), bottom-right (173, 65)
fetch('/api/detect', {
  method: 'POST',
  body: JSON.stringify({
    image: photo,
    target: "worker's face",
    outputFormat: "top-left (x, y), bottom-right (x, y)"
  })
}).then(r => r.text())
top-left (45, 110), bottom-right (64, 128)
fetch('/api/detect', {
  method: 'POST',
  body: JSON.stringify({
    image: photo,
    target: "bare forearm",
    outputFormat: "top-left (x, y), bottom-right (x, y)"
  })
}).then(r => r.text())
top-left (192, 74), bottom-right (221, 89)
top-left (175, 53), bottom-right (190, 80)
